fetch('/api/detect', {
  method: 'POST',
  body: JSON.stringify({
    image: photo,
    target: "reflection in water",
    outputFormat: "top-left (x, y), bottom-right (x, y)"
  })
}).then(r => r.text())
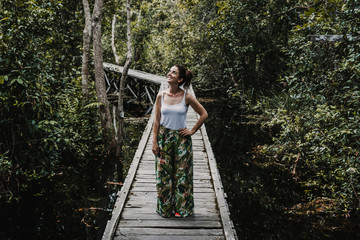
top-left (203, 100), bottom-right (301, 239)
top-left (4, 98), bottom-right (356, 239)
top-left (1, 118), bottom-right (147, 240)
top-left (203, 100), bottom-right (359, 239)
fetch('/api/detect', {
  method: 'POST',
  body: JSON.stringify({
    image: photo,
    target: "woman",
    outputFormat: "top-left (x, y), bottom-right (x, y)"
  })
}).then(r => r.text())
top-left (152, 65), bottom-right (208, 218)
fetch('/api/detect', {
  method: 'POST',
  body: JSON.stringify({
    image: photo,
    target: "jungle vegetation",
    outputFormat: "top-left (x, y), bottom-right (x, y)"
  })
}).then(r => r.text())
top-left (0, 0), bottom-right (359, 239)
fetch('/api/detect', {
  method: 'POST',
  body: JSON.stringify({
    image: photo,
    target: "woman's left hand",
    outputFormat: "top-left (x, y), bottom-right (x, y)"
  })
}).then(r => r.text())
top-left (179, 128), bottom-right (194, 137)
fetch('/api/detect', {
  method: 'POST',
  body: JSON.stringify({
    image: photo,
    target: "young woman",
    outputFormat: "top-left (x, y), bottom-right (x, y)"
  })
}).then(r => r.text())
top-left (152, 65), bottom-right (208, 218)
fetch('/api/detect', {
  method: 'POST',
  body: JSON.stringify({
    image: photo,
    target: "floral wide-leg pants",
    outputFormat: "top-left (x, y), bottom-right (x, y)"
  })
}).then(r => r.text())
top-left (155, 125), bottom-right (194, 218)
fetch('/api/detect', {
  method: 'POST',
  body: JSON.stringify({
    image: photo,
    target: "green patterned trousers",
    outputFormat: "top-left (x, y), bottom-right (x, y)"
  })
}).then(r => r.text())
top-left (155, 125), bottom-right (194, 218)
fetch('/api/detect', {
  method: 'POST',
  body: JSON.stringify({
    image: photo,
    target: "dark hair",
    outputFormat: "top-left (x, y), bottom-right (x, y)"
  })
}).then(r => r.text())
top-left (175, 64), bottom-right (193, 89)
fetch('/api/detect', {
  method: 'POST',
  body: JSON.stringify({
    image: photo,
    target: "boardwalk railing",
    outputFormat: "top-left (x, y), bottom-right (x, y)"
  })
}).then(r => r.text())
top-left (102, 64), bottom-right (237, 240)
top-left (103, 62), bottom-right (167, 85)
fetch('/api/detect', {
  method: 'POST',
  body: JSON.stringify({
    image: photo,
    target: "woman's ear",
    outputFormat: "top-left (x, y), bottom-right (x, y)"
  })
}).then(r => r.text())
top-left (178, 78), bottom-right (184, 84)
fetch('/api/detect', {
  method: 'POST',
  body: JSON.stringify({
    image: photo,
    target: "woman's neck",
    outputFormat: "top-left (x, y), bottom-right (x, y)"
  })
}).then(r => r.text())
top-left (168, 85), bottom-right (182, 95)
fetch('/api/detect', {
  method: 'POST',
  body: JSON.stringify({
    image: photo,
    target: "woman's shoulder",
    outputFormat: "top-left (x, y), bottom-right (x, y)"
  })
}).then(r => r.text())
top-left (155, 91), bottom-right (163, 102)
top-left (185, 90), bottom-right (194, 98)
top-left (157, 90), bottom-right (165, 97)
top-left (185, 91), bottom-right (196, 104)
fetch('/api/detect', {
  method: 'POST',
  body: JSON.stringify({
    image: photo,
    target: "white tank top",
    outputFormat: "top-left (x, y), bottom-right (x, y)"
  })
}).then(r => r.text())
top-left (160, 91), bottom-right (188, 130)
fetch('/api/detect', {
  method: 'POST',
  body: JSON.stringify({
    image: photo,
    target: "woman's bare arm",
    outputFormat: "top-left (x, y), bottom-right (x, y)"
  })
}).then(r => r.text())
top-left (152, 92), bottom-right (162, 156)
top-left (179, 93), bottom-right (208, 136)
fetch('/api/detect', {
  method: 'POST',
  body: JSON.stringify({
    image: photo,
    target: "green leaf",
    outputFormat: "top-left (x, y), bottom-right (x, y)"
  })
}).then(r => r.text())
top-left (84, 102), bottom-right (104, 108)
top-left (17, 78), bottom-right (24, 85)
top-left (308, 7), bottom-right (316, 13)
top-left (295, 25), bottom-right (302, 31)
top-left (0, 17), bottom-right (9, 23)
top-left (0, 76), bottom-right (5, 84)
top-left (10, 79), bottom-right (17, 85)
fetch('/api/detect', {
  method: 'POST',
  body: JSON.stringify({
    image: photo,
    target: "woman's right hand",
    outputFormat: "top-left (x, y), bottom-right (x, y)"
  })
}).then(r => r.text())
top-left (152, 142), bottom-right (160, 157)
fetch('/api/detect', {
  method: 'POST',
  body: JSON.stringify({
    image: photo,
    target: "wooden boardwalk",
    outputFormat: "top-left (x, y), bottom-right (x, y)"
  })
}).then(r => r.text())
top-left (104, 62), bottom-right (167, 85)
top-left (102, 66), bottom-right (237, 240)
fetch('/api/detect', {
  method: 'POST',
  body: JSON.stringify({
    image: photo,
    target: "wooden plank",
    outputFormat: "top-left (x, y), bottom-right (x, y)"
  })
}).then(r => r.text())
top-left (140, 155), bottom-right (209, 161)
top-left (128, 192), bottom-right (216, 204)
top-left (120, 212), bottom-right (220, 221)
top-left (114, 235), bottom-right (224, 240)
top-left (129, 186), bottom-right (214, 193)
top-left (125, 195), bottom-right (216, 203)
top-left (125, 201), bottom-right (215, 208)
top-left (103, 82), bottom-right (238, 240)
top-left (200, 125), bottom-right (238, 240)
top-left (136, 169), bottom-right (210, 174)
top-left (118, 219), bottom-right (222, 228)
top-left (125, 191), bottom-right (216, 199)
top-left (140, 154), bottom-right (207, 161)
top-left (132, 181), bottom-right (213, 188)
top-left (121, 207), bottom-right (218, 215)
top-left (124, 202), bottom-right (217, 210)
top-left (189, 86), bottom-right (237, 240)
top-left (125, 195), bottom-right (216, 202)
top-left (133, 174), bottom-right (212, 180)
top-left (122, 206), bottom-right (218, 213)
top-left (102, 102), bottom-right (156, 240)
top-left (115, 228), bottom-right (224, 237)
top-left (136, 168), bottom-right (210, 175)
top-left (144, 86), bottom-right (154, 105)
top-left (104, 62), bottom-right (167, 85)
top-left (124, 206), bottom-right (217, 213)
top-left (125, 201), bottom-right (216, 208)
top-left (134, 174), bottom-right (211, 180)
top-left (125, 191), bottom-right (216, 198)
top-left (132, 180), bottom-right (211, 186)
top-left (137, 162), bottom-right (209, 169)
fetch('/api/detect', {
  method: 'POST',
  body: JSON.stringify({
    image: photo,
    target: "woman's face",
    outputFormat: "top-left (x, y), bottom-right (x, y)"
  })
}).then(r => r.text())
top-left (167, 66), bottom-right (183, 84)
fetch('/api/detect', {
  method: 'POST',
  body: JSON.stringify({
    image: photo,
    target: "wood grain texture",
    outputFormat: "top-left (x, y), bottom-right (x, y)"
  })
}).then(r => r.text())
top-left (102, 82), bottom-right (237, 240)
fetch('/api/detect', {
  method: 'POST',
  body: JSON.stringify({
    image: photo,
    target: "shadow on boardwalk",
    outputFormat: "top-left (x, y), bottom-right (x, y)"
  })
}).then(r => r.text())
top-left (101, 64), bottom-right (237, 240)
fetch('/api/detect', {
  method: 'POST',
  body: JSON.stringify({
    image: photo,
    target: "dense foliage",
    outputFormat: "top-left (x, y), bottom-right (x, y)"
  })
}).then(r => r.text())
top-left (0, 0), bottom-right (87, 203)
top-left (203, 0), bottom-right (360, 238)
top-left (254, 0), bottom-right (360, 236)
top-left (1, 0), bottom-right (359, 239)
top-left (0, 0), bottom-right (111, 238)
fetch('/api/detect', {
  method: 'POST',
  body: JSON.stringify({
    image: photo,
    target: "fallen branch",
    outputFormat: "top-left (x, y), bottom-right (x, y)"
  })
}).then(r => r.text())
top-left (106, 181), bottom-right (123, 186)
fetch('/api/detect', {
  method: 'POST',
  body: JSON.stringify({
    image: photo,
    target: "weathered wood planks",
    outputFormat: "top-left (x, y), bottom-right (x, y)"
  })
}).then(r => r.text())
top-left (102, 80), bottom-right (237, 240)
top-left (103, 62), bottom-right (167, 85)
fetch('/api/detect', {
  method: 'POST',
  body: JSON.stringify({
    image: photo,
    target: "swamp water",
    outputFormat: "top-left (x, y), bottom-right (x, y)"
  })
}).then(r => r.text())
top-left (3, 99), bottom-right (358, 239)
top-left (202, 100), bottom-right (359, 240)
top-left (1, 118), bottom-right (148, 240)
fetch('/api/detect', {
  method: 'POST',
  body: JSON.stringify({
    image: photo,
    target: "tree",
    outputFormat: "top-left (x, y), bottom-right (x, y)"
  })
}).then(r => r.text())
top-left (93, 0), bottom-right (113, 137)
top-left (110, 0), bottom-right (133, 180)
top-left (111, 15), bottom-right (121, 65)
top-left (81, 0), bottom-right (113, 139)
top-left (116, 0), bottom-right (133, 159)
top-left (81, 0), bottom-right (92, 100)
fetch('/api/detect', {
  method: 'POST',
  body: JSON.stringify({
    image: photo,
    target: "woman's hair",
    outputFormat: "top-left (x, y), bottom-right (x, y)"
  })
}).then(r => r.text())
top-left (175, 64), bottom-right (193, 89)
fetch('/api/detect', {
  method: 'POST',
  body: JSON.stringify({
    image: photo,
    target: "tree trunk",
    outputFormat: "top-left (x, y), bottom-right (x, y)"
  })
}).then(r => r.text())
top-left (81, 0), bottom-right (92, 101)
top-left (116, 0), bottom-right (132, 158)
top-left (92, 0), bottom-right (113, 136)
top-left (111, 14), bottom-right (120, 139)
top-left (111, 15), bottom-right (121, 65)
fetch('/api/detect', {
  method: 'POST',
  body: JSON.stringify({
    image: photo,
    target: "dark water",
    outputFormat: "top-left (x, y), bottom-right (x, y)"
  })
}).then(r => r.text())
top-left (202, 100), bottom-right (359, 240)
top-left (3, 98), bottom-right (358, 239)
top-left (1, 118), bottom-right (147, 240)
